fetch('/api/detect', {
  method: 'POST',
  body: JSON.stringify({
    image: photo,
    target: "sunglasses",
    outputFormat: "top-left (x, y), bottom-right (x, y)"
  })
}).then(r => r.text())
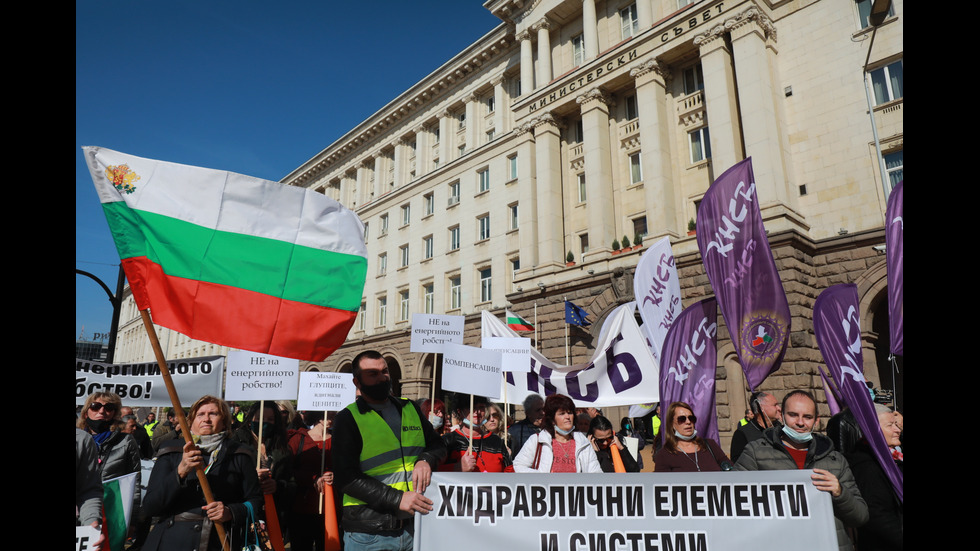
top-left (675, 414), bottom-right (697, 424)
top-left (90, 402), bottom-right (119, 414)
top-left (594, 436), bottom-right (614, 445)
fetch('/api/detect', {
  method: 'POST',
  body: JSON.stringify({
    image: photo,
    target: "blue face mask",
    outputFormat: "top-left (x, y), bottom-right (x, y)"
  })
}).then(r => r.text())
top-left (781, 424), bottom-right (813, 444)
top-left (674, 429), bottom-right (697, 442)
top-left (555, 425), bottom-right (574, 436)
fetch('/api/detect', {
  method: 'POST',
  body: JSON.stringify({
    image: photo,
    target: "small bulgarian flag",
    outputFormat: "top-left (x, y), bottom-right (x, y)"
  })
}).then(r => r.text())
top-left (84, 147), bottom-right (368, 361)
top-left (506, 309), bottom-right (534, 331)
top-left (103, 472), bottom-right (137, 551)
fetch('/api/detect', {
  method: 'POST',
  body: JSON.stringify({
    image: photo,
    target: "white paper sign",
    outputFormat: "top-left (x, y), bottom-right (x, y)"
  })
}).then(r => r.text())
top-left (411, 313), bottom-right (465, 353)
top-left (297, 371), bottom-right (356, 411)
top-left (482, 336), bottom-right (532, 373)
top-left (75, 525), bottom-right (101, 551)
top-left (225, 351), bottom-right (299, 400)
top-left (442, 343), bottom-right (502, 399)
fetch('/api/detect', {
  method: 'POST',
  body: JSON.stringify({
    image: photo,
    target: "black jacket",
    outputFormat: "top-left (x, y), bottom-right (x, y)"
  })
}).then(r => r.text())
top-left (333, 396), bottom-right (446, 533)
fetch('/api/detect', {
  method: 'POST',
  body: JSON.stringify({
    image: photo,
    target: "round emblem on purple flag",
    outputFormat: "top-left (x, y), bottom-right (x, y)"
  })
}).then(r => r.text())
top-left (740, 312), bottom-right (787, 363)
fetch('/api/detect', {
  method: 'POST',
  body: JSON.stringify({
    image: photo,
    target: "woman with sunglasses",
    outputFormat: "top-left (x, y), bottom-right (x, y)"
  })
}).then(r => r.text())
top-left (654, 401), bottom-right (730, 472)
top-left (587, 416), bottom-right (640, 473)
top-left (441, 396), bottom-right (514, 473)
top-left (76, 392), bottom-right (142, 498)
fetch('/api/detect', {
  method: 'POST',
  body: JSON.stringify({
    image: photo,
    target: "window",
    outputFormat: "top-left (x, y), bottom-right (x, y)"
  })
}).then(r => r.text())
top-left (363, 222), bottom-right (369, 243)
top-left (683, 64), bottom-right (704, 95)
top-left (399, 290), bottom-right (410, 321)
top-left (433, 126), bottom-right (440, 143)
top-left (572, 119), bottom-right (584, 144)
top-left (572, 34), bottom-right (585, 67)
top-left (424, 193), bottom-right (435, 216)
top-left (450, 276), bottom-right (462, 310)
top-left (449, 226), bottom-right (460, 251)
top-left (478, 214), bottom-right (491, 241)
top-left (378, 253), bottom-right (387, 276)
top-left (458, 112), bottom-right (466, 130)
top-left (884, 151), bottom-right (903, 190)
top-left (486, 96), bottom-right (495, 113)
top-left (358, 302), bottom-right (366, 331)
top-left (580, 233), bottom-right (590, 254)
top-left (869, 60), bottom-right (903, 105)
top-left (448, 181), bottom-right (460, 206)
top-left (423, 284), bottom-right (434, 314)
top-left (629, 152), bottom-right (643, 184)
top-left (486, 129), bottom-right (495, 143)
top-left (377, 296), bottom-right (387, 326)
top-left (400, 244), bottom-right (409, 268)
top-left (625, 95), bottom-right (638, 121)
top-left (458, 145), bottom-right (466, 158)
top-left (510, 203), bottom-right (519, 230)
top-left (423, 235), bottom-right (434, 259)
top-left (480, 268), bottom-right (492, 303)
top-left (857, 0), bottom-right (894, 28)
top-left (508, 154), bottom-right (518, 180)
top-left (511, 258), bottom-right (521, 289)
top-left (677, 0), bottom-right (695, 8)
top-left (690, 127), bottom-right (711, 163)
top-left (478, 168), bottom-right (490, 193)
top-left (633, 216), bottom-right (648, 240)
top-left (577, 173), bottom-right (587, 202)
top-left (620, 4), bottom-right (639, 39)
top-left (379, 214), bottom-right (389, 236)
top-left (401, 203), bottom-right (411, 226)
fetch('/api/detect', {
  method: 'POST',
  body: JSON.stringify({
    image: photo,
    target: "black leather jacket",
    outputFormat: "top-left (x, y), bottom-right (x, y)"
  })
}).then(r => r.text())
top-left (333, 396), bottom-right (446, 533)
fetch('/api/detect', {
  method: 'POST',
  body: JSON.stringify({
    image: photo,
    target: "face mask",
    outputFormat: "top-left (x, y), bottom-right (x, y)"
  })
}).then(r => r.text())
top-left (624, 423), bottom-right (631, 431)
top-left (674, 429), bottom-right (697, 441)
top-left (781, 424), bottom-right (813, 444)
top-left (86, 418), bottom-right (111, 434)
top-left (429, 414), bottom-right (444, 430)
top-left (251, 421), bottom-right (272, 435)
top-left (360, 379), bottom-right (391, 401)
top-left (555, 425), bottom-right (574, 436)
top-left (463, 417), bottom-right (487, 428)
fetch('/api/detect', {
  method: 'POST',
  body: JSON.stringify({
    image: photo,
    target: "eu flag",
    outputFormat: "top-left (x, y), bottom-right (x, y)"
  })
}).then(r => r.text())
top-left (565, 301), bottom-right (591, 326)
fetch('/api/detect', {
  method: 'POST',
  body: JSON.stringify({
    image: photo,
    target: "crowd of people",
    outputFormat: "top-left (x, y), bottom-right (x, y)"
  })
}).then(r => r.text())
top-left (76, 350), bottom-right (902, 551)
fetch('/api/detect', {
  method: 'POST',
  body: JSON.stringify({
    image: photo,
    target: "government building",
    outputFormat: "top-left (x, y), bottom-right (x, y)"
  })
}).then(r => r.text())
top-left (115, 0), bottom-right (903, 448)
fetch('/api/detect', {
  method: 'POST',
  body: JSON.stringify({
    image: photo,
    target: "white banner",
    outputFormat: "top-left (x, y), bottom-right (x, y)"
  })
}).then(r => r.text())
top-left (443, 343), bottom-right (502, 399)
top-left (482, 308), bottom-right (659, 408)
top-left (634, 236), bottom-right (682, 365)
top-left (411, 313), bottom-right (465, 353)
top-left (225, 351), bottom-right (299, 400)
top-left (297, 371), bottom-right (356, 411)
top-left (415, 471), bottom-right (838, 551)
top-left (482, 336), bottom-right (532, 373)
top-left (74, 356), bottom-right (224, 407)
top-left (75, 524), bottom-right (101, 551)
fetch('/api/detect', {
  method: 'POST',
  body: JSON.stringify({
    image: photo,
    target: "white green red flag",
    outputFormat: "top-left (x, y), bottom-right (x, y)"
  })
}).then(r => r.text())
top-left (84, 147), bottom-right (368, 361)
top-left (102, 472), bottom-right (137, 551)
top-left (506, 310), bottom-right (534, 332)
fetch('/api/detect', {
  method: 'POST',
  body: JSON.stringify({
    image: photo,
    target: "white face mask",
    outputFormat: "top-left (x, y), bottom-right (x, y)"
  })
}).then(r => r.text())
top-left (674, 429), bottom-right (697, 442)
top-left (781, 424), bottom-right (813, 444)
top-left (429, 414), bottom-right (444, 430)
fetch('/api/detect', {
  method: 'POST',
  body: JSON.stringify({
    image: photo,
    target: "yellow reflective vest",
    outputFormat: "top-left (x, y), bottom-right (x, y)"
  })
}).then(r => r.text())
top-left (342, 399), bottom-right (426, 507)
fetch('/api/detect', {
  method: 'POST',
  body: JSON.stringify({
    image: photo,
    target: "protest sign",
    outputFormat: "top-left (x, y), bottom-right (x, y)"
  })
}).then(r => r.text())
top-left (482, 308), bottom-right (659, 408)
top-left (75, 356), bottom-right (224, 406)
top-left (416, 471), bottom-right (837, 551)
top-left (225, 351), bottom-right (299, 400)
top-left (75, 524), bottom-right (101, 551)
top-left (482, 336), bottom-right (532, 373)
top-left (442, 343), bottom-right (502, 398)
top-left (297, 371), bottom-right (356, 411)
top-left (411, 313), bottom-right (465, 353)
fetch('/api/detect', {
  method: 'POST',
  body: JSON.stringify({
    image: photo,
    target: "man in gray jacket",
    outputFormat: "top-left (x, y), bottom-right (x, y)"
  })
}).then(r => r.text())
top-left (735, 390), bottom-right (868, 551)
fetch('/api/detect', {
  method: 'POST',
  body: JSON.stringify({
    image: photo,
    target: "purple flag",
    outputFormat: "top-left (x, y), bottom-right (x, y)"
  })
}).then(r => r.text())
top-left (659, 298), bottom-right (719, 444)
top-left (886, 181), bottom-right (903, 355)
top-left (814, 284), bottom-right (903, 502)
top-left (817, 365), bottom-right (840, 416)
top-left (696, 158), bottom-right (790, 390)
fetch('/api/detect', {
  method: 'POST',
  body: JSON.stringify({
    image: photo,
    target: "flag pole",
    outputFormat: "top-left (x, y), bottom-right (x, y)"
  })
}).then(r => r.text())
top-left (138, 309), bottom-right (231, 551)
top-left (564, 297), bottom-right (569, 365)
top-left (257, 401), bottom-right (286, 551)
top-left (533, 303), bottom-right (538, 346)
top-left (430, 353), bottom-right (438, 415)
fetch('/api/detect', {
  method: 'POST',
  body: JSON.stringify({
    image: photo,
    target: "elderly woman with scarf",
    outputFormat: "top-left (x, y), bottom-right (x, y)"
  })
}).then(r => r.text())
top-left (143, 396), bottom-right (261, 551)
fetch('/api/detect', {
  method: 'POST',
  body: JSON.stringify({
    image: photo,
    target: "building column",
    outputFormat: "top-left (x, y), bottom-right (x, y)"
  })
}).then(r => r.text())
top-left (695, 26), bottom-right (743, 175)
top-left (577, 87), bottom-right (616, 260)
top-left (631, 58), bottom-right (680, 238)
top-left (356, 161), bottom-right (371, 205)
top-left (532, 112), bottom-right (565, 270)
top-left (415, 124), bottom-right (430, 177)
top-left (534, 18), bottom-right (553, 87)
top-left (582, 0), bottom-right (599, 61)
top-left (728, 6), bottom-right (795, 210)
top-left (515, 124), bottom-right (539, 269)
top-left (392, 138), bottom-right (407, 189)
top-left (519, 30), bottom-right (534, 94)
top-left (372, 155), bottom-right (385, 201)
top-left (491, 75), bottom-right (507, 135)
top-left (438, 110), bottom-right (452, 165)
top-left (636, 0), bottom-right (653, 29)
top-left (464, 94), bottom-right (478, 152)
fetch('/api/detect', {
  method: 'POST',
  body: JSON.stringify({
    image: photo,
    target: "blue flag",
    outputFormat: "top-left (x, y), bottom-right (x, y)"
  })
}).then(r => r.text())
top-left (565, 301), bottom-right (591, 326)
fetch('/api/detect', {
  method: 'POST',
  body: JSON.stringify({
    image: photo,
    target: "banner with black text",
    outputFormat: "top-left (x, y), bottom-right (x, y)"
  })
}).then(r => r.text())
top-left (75, 356), bottom-right (225, 406)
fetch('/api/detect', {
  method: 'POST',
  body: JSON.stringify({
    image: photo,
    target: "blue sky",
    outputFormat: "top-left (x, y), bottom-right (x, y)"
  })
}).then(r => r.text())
top-left (76, 1), bottom-right (502, 341)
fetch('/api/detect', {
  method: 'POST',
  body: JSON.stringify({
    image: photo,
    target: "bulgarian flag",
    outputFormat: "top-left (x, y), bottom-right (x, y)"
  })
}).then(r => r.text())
top-left (506, 309), bottom-right (534, 331)
top-left (84, 147), bottom-right (368, 361)
top-left (102, 472), bottom-right (137, 551)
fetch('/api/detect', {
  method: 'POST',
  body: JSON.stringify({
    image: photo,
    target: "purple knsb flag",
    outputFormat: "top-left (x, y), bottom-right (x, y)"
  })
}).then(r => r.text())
top-left (696, 158), bottom-right (790, 390)
top-left (659, 298), bottom-right (719, 444)
top-left (814, 284), bottom-right (903, 502)
top-left (885, 181), bottom-right (903, 355)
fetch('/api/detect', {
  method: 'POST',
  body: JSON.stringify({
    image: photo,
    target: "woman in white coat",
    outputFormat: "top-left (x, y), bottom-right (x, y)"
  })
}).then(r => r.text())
top-left (513, 394), bottom-right (601, 473)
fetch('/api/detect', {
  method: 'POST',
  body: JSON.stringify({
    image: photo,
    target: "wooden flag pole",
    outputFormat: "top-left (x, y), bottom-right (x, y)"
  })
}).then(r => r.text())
top-left (468, 394), bottom-right (475, 452)
top-left (430, 353), bottom-right (439, 415)
top-left (318, 409), bottom-right (341, 551)
top-left (139, 309), bottom-right (231, 551)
